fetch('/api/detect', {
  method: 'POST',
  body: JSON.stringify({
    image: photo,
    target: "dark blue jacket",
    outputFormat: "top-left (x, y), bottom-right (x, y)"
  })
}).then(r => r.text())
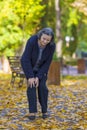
top-left (21, 35), bottom-right (55, 80)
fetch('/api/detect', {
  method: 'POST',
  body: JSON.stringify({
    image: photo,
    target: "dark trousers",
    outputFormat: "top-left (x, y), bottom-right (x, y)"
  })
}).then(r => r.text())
top-left (27, 75), bottom-right (48, 113)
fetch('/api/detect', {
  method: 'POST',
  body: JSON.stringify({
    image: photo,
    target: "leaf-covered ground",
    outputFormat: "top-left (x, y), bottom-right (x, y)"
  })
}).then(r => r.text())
top-left (0, 74), bottom-right (87, 130)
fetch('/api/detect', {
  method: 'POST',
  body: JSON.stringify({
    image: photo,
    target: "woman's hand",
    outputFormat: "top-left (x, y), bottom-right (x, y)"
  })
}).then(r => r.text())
top-left (34, 77), bottom-right (39, 87)
top-left (27, 78), bottom-right (35, 88)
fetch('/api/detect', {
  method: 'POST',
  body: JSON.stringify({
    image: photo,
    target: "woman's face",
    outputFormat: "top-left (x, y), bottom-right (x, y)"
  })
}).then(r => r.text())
top-left (39, 33), bottom-right (52, 47)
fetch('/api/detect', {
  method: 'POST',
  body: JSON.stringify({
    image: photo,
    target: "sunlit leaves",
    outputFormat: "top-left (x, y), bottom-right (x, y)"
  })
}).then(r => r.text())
top-left (0, 0), bottom-right (22, 56)
top-left (72, 0), bottom-right (87, 16)
top-left (67, 9), bottom-right (80, 26)
top-left (72, 0), bottom-right (87, 25)
top-left (9, 0), bottom-right (45, 33)
top-left (0, 0), bottom-right (45, 56)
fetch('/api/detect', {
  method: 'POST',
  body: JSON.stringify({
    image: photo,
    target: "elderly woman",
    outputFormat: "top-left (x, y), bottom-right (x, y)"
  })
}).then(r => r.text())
top-left (21, 27), bottom-right (55, 120)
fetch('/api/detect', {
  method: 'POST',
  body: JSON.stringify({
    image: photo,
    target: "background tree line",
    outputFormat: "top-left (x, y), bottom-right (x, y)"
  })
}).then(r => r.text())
top-left (0, 0), bottom-right (87, 71)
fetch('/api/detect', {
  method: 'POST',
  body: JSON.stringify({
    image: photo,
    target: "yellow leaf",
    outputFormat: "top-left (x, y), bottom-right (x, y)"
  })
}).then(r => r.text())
top-left (9, 123), bottom-right (18, 129)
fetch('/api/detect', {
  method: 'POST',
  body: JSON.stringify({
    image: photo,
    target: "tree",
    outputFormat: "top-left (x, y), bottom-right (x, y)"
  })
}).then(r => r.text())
top-left (71, 0), bottom-right (87, 53)
top-left (55, 0), bottom-right (63, 58)
top-left (0, 0), bottom-right (45, 57)
top-left (0, 0), bottom-right (45, 72)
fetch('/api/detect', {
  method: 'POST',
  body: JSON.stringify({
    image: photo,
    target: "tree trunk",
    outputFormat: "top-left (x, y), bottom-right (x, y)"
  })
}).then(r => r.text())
top-left (1, 56), bottom-right (11, 73)
top-left (77, 59), bottom-right (86, 74)
top-left (48, 61), bottom-right (60, 85)
top-left (55, 0), bottom-right (63, 58)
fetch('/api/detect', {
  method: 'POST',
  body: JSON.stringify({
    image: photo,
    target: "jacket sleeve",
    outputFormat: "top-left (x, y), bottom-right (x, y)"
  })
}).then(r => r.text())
top-left (21, 37), bottom-right (34, 79)
top-left (36, 44), bottom-right (55, 79)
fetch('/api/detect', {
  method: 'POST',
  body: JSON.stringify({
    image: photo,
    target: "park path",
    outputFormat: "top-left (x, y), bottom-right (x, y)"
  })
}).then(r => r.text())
top-left (0, 74), bottom-right (87, 129)
top-left (62, 65), bottom-right (87, 76)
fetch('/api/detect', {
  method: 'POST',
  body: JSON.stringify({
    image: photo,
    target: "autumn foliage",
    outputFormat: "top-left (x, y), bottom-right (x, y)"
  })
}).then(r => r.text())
top-left (0, 74), bottom-right (87, 129)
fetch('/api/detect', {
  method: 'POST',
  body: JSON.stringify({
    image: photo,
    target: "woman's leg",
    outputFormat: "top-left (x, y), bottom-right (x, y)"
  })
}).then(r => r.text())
top-left (38, 76), bottom-right (48, 113)
top-left (27, 86), bottom-right (37, 113)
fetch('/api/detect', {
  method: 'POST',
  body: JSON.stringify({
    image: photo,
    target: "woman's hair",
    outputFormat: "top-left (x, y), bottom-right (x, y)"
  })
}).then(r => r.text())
top-left (37, 27), bottom-right (55, 45)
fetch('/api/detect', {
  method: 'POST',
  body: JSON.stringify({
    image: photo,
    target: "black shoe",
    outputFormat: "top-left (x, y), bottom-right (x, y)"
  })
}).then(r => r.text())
top-left (28, 115), bottom-right (36, 120)
top-left (42, 113), bottom-right (48, 119)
